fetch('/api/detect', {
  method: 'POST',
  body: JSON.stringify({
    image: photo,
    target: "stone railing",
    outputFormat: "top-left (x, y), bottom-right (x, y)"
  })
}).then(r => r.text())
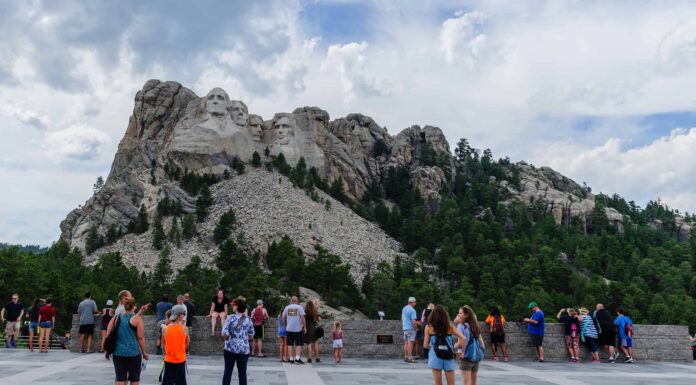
top-left (71, 315), bottom-right (692, 361)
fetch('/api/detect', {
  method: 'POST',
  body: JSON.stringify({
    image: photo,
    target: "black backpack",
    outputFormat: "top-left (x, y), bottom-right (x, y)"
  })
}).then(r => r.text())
top-left (104, 315), bottom-right (120, 356)
top-left (433, 334), bottom-right (455, 359)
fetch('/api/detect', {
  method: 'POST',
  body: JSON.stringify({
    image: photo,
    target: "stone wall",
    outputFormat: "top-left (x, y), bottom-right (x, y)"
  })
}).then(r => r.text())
top-left (71, 316), bottom-right (692, 361)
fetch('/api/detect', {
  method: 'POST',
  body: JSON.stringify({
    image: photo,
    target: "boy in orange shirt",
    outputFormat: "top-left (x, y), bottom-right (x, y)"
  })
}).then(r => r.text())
top-left (484, 306), bottom-right (509, 362)
top-left (162, 304), bottom-right (189, 385)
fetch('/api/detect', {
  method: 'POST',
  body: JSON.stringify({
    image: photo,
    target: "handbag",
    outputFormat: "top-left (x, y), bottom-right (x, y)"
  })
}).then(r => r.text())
top-left (104, 315), bottom-right (120, 357)
top-left (464, 334), bottom-right (484, 362)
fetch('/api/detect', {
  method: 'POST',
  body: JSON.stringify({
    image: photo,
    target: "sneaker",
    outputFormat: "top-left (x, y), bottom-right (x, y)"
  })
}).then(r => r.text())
top-left (609, 358), bottom-right (615, 363)
top-left (613, 352), bottom-right (620, 361)
top-left (295, 358), bottom-right (305, 365)
top-left (625, 357), bottom-right (634, 363)
top-left (405, 359), bottom-right (415, 364)
top-left (592, 359), bottom-right (601, 364)
top-left (503, 357), bottom-right (509, 363)
top-left (307, 358), bottom-right (312, 363)
top-left (571, 358), bottom-right (578, 363)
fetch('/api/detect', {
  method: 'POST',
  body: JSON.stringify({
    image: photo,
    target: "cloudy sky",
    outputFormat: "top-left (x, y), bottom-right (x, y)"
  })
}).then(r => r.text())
top-left (3, 0), bottom-right (696, 246)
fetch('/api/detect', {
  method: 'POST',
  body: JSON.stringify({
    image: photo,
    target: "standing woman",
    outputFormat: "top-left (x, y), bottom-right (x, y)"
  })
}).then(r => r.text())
top-left (208, 289), bottom-right (229, 336)
top-left (100, 300), bottom-right (114, 353)
top-left (421, 303), bottom-right (434, 358)
top-left (106, 296), bottom-right (149, 385)
top-left (304, 300), bottom-right (322, 363)
top-left (579, 308), bottom-right (600, 364)
top-left (37, 298), bottom-right (56, 353)
top-left (423, 305), bottom-right (466, 385)
top-left (456, 306), bottom-right (485, 385)
top-left (484, 306), bottom-right (508, 362)
top-left (557, 308), bottom-right (580, 362)
top-left (27, 298), bottom-right (43, 352)
top-left (222, 298), bottom-right (255, 385)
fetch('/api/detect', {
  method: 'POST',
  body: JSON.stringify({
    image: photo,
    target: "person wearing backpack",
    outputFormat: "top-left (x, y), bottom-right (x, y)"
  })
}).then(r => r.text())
top-left (455, 305), bottom-right (485, 385)
top-left (484, 306), bottom-right (508, 362)
top-left (614, 308), bottom-right (634, 363)
top-left (423, 305), bottom-right (466, 385)
top-left (250, 300), bottom-right (269, 358)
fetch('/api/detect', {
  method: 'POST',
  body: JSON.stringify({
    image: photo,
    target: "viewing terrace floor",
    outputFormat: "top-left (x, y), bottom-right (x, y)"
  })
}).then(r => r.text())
top-left (1, 349), bottom-right (695, 385)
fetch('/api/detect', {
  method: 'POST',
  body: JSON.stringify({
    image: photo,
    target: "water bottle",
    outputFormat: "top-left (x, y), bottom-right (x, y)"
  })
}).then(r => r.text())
top-left (141, 360), bottom-right (147, 371)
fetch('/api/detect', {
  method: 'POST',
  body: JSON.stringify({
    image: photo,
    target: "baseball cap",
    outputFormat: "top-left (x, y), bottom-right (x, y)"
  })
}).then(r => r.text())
top-left (170, 304), bottom-right (187, 321)
top-left (106, 299), bottom-right (114, 306)
top-left (257, 299), bottom-right (263, 305)
top-left (408, 297), bottom-right (416, 303)
top-left (528, 301), bottom-right (538, 309)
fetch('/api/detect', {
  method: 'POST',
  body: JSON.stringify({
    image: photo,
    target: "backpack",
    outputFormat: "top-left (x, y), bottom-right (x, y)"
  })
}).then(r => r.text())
top-left (491, 316), bottom-right (504, 334)
top-left (433, 334), bottom-right (455, 360)
top-left (464, 333), bottom-right (484, 362)
top-left (251, 308), bottom-right (264, 326)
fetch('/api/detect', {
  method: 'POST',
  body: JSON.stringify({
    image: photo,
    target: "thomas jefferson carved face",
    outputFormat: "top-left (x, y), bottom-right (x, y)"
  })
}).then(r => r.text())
top-left (204, 88), bottom-right (229, 116)
top-left (274, 117), bottom-right (295, 145)
top-left (230, 100), bottom-right (248, 126)
top-left (248, 115), bottom-right (264, 142)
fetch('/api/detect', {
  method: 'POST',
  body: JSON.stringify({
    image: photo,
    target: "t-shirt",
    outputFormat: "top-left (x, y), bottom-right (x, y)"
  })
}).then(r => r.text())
top-left (559, 314), bottom-right (579, 336)
top-left (3, 301), bottom-right (23, 322)
top-left (282, 304), bottom-right (305, 333)
top-left (28, 306), bottom-right (42, 322)
top-left (156, 301), bottom-right (173, 322)
top-left (582, 315), bottom-right (598, 338)
top-left (594, 309), bottom-right (614, 332)
top-left (485, 315), bottom-right (506, 333)
top-left (38, 305), bottom-right (56, 322)
top-left (184, 301), bottom-right (196, 327)
top-left (211, 296), bottom-right (229, 313)
top-left (402, 305), bottom-right (417, 331)
top-left (457, 323), bottom-right (471, 343)
top-left (527, 310), bottom-right (545, 336)
top-left (78, 299), bottom-right (98, 325)
top-left (614, 315), bottom-right (633, 339)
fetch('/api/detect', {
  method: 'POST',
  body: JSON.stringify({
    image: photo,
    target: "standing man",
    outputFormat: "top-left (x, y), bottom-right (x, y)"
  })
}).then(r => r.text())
top-left (614, 308), bottom-right (634, 363)
top-left (251, 299), bottom-right (269, 357)
top-left (524, 301), bottom-right (545, 362)
top-left (282, 296), bottom-right (306, 364)
top-left (156, 294), bottom-right (174, 355)
top-left (594, 304), bottom-right (617, 362)
top-left (401, 296), bottom-right (419, 363)
top-left (183, 293), bottom-right (196, 332)
top-left (1, 293), bottom-right (24, 348)
top-left (77, 292), bottom-right (99, 353)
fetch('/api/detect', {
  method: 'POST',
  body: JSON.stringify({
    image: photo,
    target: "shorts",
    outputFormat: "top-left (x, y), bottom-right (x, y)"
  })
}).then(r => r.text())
top-left (403, 329), bottom-right (416, 342)
top-left (530, 334), bottom-right (544, 347)
top-left (113, 355), bottom-right (142, 382)
top-left (253, 325), bottom-right (264, 340)
top-left (333, 339), bottom-right (343, 349)
top-left (79, 324), bottom-right (95, 335)
top-left (621, 337), bottom-right (633, 348)
top-left (287, 331), bottom-right (304, 346)
top-left (584, 336), bottom-right (598, 353)
top-left (5, 321), bottom-right (20, 337)
top-left (29, 321), bottom-right (38, 333)
top-left (278, 328), bottom-right (287, 338)
top-left (39, 321), bottom-right (53, 329)
top-left (598, 330), bottom-right (616, 346)
top-left (564, 335), bottom-right (579, 351)
top-left (161, 361), bottom-right (187, 385)
top-left (427, 348), bottom-right (457, 371)
top-left (416, 329), bottom-right (424, 340)
top-left (100, 325), bottom-right (108, 331)
top-left (458, 359), bottom-right (480, 372)
top-left (490, 332), bottom-right (505, 344)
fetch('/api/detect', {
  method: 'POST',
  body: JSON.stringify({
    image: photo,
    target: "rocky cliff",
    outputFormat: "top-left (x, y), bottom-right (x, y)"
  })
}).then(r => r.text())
top-left (60, 79), bottom-right (690, 276)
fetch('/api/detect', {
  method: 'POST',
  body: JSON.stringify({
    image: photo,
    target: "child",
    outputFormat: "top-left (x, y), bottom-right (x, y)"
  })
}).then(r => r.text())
top-left (332, 321), bottom-right (343, 363)
top-left (614, 308), bottom-right (634, 363)
top-left (278, 313), bottom-right (288, 362)
top-left (158, 309), bottom-right (173, 385)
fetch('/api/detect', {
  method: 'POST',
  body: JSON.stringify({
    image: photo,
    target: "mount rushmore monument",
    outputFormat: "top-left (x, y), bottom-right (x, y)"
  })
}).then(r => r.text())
top-left (59, 79), bottom-right (656, 275)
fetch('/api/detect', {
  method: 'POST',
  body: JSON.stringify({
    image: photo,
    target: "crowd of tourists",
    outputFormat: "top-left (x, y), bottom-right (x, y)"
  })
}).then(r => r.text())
top-left (401, 297), bottom-right (643, 385)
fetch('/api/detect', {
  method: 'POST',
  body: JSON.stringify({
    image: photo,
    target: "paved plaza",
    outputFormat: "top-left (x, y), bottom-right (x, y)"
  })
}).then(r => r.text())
top-left (0, 350), bottom-right (695, 385)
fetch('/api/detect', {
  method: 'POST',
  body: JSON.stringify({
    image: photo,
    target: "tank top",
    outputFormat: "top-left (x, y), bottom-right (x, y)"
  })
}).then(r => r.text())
top-left (101, 309), bottom-right (113, 328)
top-left (114, 313), bottom-right (141, 357)
top-left (164, 324), bottom-right (187, 363)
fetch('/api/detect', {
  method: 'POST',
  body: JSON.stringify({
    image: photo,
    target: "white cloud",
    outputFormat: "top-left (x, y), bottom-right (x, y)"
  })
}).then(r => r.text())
top-left (44, 125), bottom-right (110, 161)
top-left (532, 128), bottom-right (696, 213)
top-left (321, 42), bottom-right (389, 103)
top-left (439, 10), bottom-right (493, 67)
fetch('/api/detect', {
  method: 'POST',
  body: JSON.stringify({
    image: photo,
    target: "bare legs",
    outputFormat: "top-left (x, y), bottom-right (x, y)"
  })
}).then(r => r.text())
top-left (29, 329), bottom-right (36, 352)
top-left (38, 327), bottom-right (51, 353)
top-left (211, 311), bottom-right (226, 335)
top-left (431, 369), bottom-right (455, 385)
top-left (279, 336), bottom-right (287, 361)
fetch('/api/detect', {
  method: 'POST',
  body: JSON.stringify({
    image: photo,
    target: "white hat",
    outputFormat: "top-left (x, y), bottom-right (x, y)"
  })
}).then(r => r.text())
top-left (408, 297), bottom-right (416, 303)
top-left (106, 300), bottom-right (114, 306)
top-left (257, 299), bottom-right (263, 305)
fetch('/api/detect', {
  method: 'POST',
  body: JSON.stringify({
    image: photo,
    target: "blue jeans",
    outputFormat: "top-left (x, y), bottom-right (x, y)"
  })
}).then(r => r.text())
top-left (223, 350), bottom-right (249, 385)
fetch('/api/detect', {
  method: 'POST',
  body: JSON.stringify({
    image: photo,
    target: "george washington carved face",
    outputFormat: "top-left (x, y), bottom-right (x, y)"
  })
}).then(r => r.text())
top-left (203, 88), bottom-right (230, 116)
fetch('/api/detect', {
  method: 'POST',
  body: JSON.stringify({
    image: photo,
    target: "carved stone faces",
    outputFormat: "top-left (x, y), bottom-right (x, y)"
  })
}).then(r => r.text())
top-left (274, 116), bottom-right (295, 146)
top-left (203, 88), bottom-right (230, 116)
top-left (230, 100), bottom-right (248, 127)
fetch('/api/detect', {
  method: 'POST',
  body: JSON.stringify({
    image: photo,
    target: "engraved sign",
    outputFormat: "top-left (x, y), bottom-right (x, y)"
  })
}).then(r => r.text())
top-left (376, 334), bottom-right (394, 344)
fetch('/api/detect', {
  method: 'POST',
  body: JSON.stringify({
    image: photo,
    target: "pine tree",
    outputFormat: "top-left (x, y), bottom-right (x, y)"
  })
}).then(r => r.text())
top-left (181, 214), bottom-right (196, 240)
top-left (150, 245), bottom-right (173, 296)
top-left (213, 209), bottom-right (236, 244)
top-left (93, 176), bottom-right (104, 194)
top-left (106, 223), bottom-right (121, 244)
top-left (252, 151), bottom-right (262, 167)
top-left (152, 216), bottom-right (166, 250)
top-left (196, 185), bottom-right (213, 222)
top-left (85, 225), bottom-right (104, 254)
top-left (169, 217), bottom-right (182, 247)
top-left (132, 204), bottom-right (149, 234)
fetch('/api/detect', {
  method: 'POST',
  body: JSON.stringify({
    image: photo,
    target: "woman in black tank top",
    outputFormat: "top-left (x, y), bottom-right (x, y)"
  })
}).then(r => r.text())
top-left (208, 289), bottom-right (229, 336)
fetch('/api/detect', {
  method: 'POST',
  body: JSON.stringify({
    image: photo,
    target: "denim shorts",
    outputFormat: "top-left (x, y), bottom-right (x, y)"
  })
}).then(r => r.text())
top-left (29, 322), bottom-right (38, 333)
top-left (427, 348), bottom-right (456, 371)
top-left (403, 329), bottom-right (416, 342)
top-left (621, 337), bottom-right (633, 348)
top-left (39, 321), bottom-right (53, 328)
